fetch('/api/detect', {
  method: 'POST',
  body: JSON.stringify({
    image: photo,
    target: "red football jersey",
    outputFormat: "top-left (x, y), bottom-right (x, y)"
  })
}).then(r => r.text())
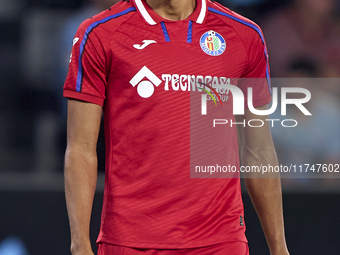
top-left (63, 0), bottom-right (271, 249)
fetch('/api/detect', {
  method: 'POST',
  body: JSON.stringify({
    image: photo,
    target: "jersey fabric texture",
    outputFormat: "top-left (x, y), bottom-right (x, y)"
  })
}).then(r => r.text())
top-left (63, 0), bottom-right (271, 249)
top-left (97, 241), bottom-right (249, 255)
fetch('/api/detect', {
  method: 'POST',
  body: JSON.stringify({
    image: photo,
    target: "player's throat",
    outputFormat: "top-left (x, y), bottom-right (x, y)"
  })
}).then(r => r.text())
top-left (145, 0), bottom-right (196, 21)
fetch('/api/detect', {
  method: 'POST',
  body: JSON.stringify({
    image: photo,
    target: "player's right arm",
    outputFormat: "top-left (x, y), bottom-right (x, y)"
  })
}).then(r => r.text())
top-left (65, 99), bottom-right (102, 255)
top-left (63, 16), bottom-right (107, 254)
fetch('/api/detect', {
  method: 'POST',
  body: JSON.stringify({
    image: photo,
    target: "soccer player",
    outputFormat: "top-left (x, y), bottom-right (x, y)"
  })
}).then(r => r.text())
top-left (64, 0), bottom-right (290, 254)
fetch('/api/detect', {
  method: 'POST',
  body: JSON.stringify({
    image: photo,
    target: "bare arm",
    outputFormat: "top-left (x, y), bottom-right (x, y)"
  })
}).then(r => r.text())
top-left (236, 105), bottom-right (289, 255)
top-left (64, 99), bottom-right (102, 255)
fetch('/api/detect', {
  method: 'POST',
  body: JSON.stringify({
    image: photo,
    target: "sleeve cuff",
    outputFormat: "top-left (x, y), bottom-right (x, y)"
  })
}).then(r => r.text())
top-left (63, 90), bottom-right (105, 107)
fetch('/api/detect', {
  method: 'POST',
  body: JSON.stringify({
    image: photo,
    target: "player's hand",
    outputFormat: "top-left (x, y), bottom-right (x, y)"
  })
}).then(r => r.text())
top-left (70, 243), bottom-right (94, 255)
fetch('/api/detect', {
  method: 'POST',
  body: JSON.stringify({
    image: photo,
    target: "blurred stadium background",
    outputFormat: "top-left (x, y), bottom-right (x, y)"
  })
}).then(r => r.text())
top-left (0, 0), bottom-right (339, 254)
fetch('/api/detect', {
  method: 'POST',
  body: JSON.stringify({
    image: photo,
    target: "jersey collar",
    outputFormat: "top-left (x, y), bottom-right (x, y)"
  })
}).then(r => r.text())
top-left (133, 0), bottom-right (207, 25)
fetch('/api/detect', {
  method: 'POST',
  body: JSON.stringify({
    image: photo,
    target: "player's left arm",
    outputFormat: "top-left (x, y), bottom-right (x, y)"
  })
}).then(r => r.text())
top-left (236, 105), bottom-right (289, 255)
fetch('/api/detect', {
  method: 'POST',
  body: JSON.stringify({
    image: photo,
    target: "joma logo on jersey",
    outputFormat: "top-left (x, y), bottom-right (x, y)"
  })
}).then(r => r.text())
top-left (130, 66), bottom-right (231, 99)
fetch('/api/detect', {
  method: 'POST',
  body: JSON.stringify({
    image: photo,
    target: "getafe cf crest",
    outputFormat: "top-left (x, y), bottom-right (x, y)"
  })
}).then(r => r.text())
top-left (200, 30), bottom-right (226, 56)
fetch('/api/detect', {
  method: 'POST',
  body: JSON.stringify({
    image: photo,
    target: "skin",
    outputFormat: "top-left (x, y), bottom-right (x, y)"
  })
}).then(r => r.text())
top-left (236, 106), bottom-right (289, 255)
top-left (65, 100), bottom-right (101, 255)
top-left (146, 0), bottom-right (196, 21)
top-left (65, 2), bottom-right (290, 255)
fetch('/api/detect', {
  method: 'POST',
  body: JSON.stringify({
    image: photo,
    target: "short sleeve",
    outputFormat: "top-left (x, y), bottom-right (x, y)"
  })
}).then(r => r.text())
top-left (238, 28), bottom-right (272, 109)
top-left (63, 19), bottom-right (107, 106)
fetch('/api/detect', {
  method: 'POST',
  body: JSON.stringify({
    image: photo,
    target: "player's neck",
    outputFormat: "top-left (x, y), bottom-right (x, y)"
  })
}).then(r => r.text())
top-left (146, 0), bottom-right (196, 21)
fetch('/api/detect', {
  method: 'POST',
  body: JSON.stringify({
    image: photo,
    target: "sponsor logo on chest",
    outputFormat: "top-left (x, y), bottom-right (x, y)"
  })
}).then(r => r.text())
top-left (129, 66), bottom-right (231, 99)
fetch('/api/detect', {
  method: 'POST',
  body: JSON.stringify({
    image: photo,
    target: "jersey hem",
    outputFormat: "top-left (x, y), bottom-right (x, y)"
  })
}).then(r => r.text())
top-left (96, 235), bottom-right (248, 249)
top-left (63, 90), bottom-right (105, 106)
